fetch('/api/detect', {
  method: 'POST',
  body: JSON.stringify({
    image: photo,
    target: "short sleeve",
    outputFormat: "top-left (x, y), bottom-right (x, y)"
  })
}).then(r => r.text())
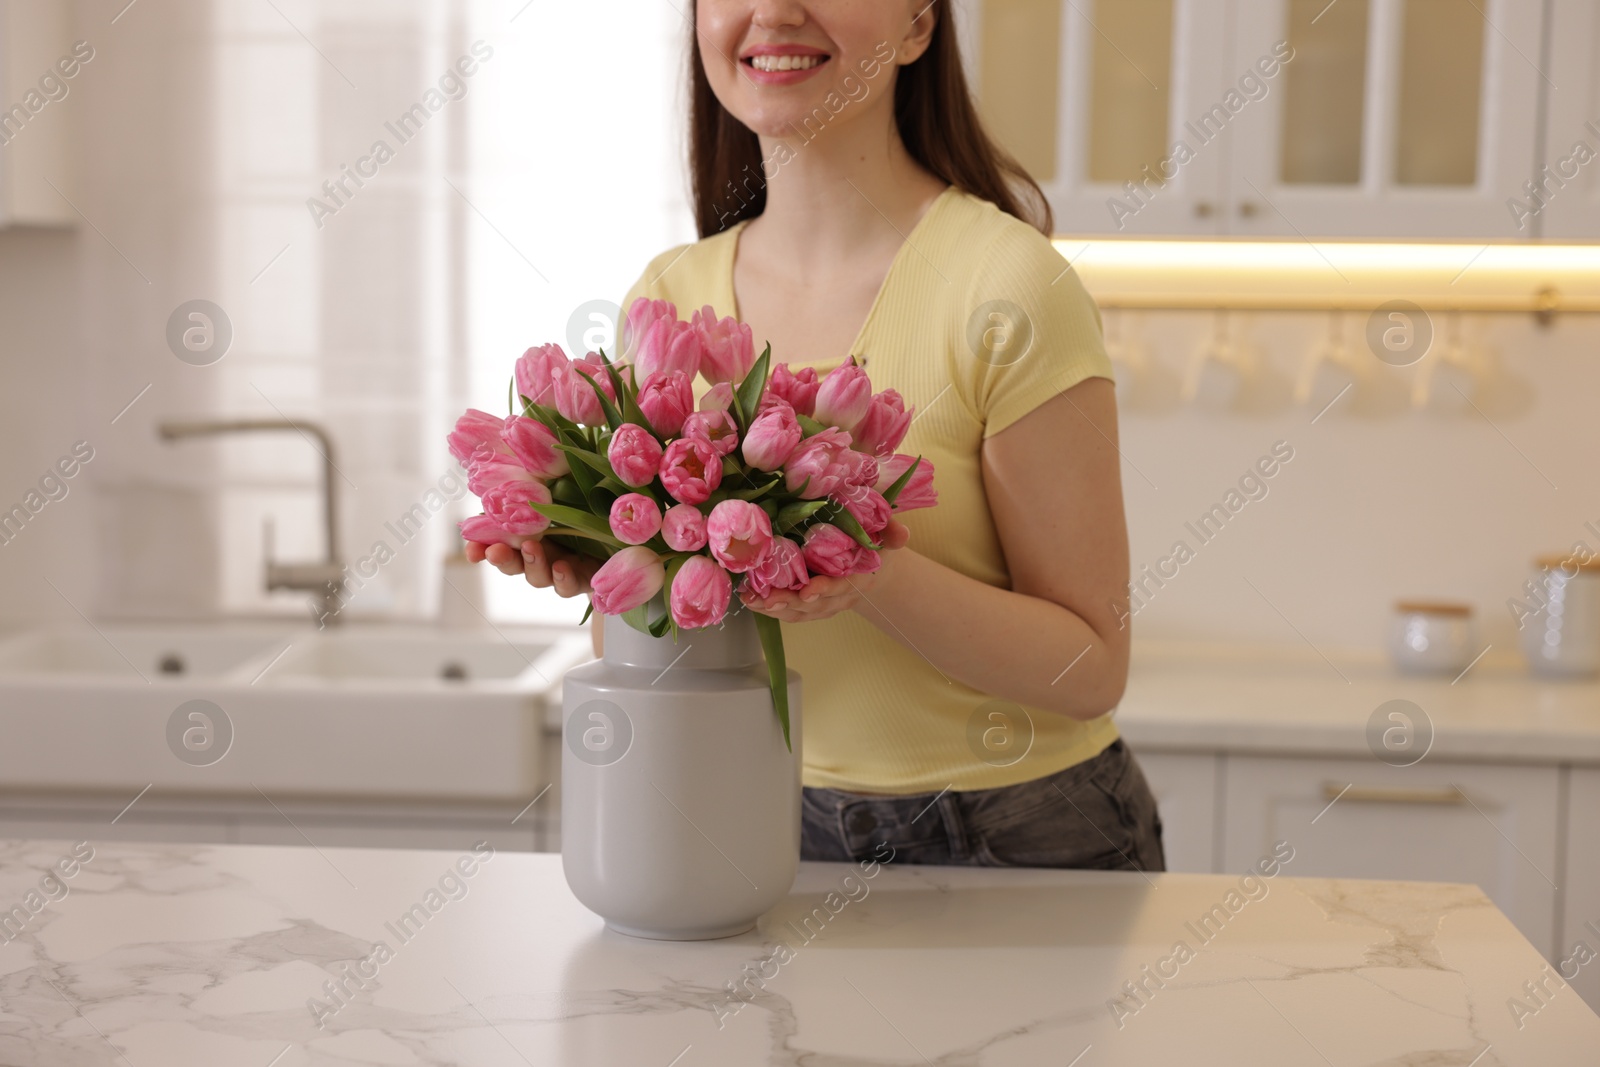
top-left (959, 228), bottom-right (1114, 440)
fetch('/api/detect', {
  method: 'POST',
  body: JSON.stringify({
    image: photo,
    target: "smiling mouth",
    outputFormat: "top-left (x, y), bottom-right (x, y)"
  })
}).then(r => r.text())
top-left (745, 54), bottom-right (829, 73)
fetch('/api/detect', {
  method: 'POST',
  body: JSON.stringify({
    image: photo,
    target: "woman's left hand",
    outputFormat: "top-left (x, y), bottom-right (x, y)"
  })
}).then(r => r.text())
top-left (739, 520), bottom-right (910, 623)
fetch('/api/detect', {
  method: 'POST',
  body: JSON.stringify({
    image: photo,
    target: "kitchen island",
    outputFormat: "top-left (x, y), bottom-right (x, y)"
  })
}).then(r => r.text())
top-left (0, 838), bottom-right (1594, 1065)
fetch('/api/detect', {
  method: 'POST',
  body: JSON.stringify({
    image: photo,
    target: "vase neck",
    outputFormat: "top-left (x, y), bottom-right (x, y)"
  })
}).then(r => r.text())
top-left (602, 606), bottom-right (764, 670)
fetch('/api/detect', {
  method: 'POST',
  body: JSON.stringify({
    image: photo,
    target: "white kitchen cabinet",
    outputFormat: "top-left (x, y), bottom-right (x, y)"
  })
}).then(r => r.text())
top-left (1541, 0), bottom-right (1600, 238)
top-left (1131, 749), bottom-right (1219, 872)
top-left (1222, 754), bottom-right (1561, 956)
top-left (0, 0), bottom-right (76, 227)
top-left (971, 0), bottom-right (1546, 239)
top-left (1562, 768), bottom-right (1600, 1014)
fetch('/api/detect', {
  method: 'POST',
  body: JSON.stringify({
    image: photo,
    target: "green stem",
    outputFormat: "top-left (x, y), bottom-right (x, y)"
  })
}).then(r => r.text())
top-left (752, 612), bottom-right (792, 752)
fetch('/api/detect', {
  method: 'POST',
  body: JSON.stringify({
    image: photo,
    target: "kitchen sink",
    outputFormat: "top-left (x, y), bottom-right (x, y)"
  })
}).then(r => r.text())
top-left (0, 625), bottom-right (290, 680)
top-left (0, 622), bottom-right (593, 801)
top-left (265, 631), bottom-right (558, 686)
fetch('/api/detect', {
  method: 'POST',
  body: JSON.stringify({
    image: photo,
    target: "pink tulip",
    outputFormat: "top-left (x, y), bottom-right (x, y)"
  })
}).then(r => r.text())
top-left (744, 536), bottom-right (808, 598)
top-left (683, 410), bottom-right (740, 457)
top-left (659, 436), bottom-right (723, 505)
top-left (765, 363), bottom-right (819, 417)
top-left (552, 353), bottom-right (616, 426)
top-left (635, 316), bottom-right (702, 382)
top-left (852, 389), bottom-right (913, 457)
top-left (661, 503), bottom-right (708, 552)
top-left (783, 427), bottom-right (855, 499)
top-left (876, 454), bottom-right (938, 511)
top-left (802, 522), bottom-right (880, 577)
top-left (834, 484), bottom-right (892, 535)
top-left (501, 415), bottom-right (568, 479)
top-left (448, 409), bottom-right (504, 464)
top-left (707, 499), bottom-right (774, 574)
top-left (460, 514), bottom-right (534, 549)
top-left (590, 545), bottom-right (666, 615)
top-left (480, 479), bottom-right (552, 537)
top-left (813, 361), bottom-right (872, 433)
top-left (466, 445), bottom-right (538, 497)
top-left (742, 400), bottom-right (803, 472)
top-left (699, 381), bottom-right (734, 413)
top-left (607, 423), bottom-right (664, 488)
top-left (693, 306), bottom-right (756, 384)
top-left (842, 448), bottom-right (879, 488)
top-left (622, 297), bottom-right (677, 364)
top-left (669, 554), bottom-right (732, 629)
top-left (636, 371), bottom-right (695, 437)
top-left (515, 344), bottom-right (568, 408)
top-left (609, 492), bottom-right (663, 545)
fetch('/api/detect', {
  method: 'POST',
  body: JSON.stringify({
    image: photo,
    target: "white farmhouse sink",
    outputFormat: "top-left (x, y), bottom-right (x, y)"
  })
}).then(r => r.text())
top-left (0, 625), bottom-right (288, 680)
top-left (0, 623), bottom-right (592, 802)
top-left (266, 631), bottom-right (555, 687)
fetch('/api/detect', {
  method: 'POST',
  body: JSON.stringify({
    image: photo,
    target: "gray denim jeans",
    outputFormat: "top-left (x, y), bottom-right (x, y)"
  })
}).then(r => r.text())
top-left (800, 739), bottom-right (1166, 871)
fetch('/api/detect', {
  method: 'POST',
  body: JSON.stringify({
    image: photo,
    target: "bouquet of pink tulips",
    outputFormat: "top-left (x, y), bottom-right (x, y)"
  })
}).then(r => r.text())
top-left (448, 298), bottom-right (937, 747)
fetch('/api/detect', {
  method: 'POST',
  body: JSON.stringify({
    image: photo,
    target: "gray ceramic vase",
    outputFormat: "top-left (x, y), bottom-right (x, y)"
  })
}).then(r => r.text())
top-left (560, 600), bottom-right (802, 940)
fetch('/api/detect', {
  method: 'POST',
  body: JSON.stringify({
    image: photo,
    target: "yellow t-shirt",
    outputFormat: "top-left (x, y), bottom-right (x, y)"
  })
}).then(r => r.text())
top-left (620, 186), bottom-right (1120, 794)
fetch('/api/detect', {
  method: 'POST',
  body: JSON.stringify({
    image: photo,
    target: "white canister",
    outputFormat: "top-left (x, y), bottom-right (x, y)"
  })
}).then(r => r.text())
top-left (1519, 555), bottom-right (1600, 679)
top-left (1388, 601), bottom-right (1476, 675)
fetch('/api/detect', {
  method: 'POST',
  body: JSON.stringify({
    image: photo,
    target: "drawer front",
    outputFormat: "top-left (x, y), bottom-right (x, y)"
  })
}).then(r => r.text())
top-left (1132, 750), bottom-right (1218, 873)
top-left (1223, 755), bottom-right (1560, 957)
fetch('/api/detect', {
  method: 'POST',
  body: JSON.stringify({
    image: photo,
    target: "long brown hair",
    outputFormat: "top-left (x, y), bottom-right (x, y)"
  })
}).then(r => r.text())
top-left (687, 1), bottom-right (1053, 238)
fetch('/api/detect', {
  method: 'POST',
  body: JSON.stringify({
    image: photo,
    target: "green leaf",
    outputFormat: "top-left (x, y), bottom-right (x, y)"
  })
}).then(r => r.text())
top-left (544, 531), bottom-right (613, 562)
top-left (828, 502), bottom-right (880, 549)
top-left (526, 502), bottom-right (625, 546)
top-left (557, 442), bottom-right (619, 484)
top-left (775, 499), bottom-right (828, 533)
top-left (734, 342), bottom-right (772, 429)
top-left (507, 376), bottom-right (515, 416)
top-left (578, 599), bottom-right (594, 626)
top-left (729, 475), bottom-right (782, 501)
top-left (620, 602), bottom-right (651, 634)
top-left (565, 452), bottom-right (598, 509)
top-left (580, 372), bottom-right (624, 432)
top-left (795, 413), bottom-right (826, 437)
top-left (648, 612), bottom-right (674, 638)
top-left (597, 348), bottom-right (630, 406)
top-left (881, 453), bottom-right (923, 507)
top-left (549, 474), bottom-right (585, 508)
top-left (753, 612), bottom-right (792, 752)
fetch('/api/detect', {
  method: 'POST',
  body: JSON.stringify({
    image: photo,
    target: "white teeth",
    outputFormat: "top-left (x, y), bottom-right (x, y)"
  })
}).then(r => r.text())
top-left (750, 54), bottom-right (823, 73)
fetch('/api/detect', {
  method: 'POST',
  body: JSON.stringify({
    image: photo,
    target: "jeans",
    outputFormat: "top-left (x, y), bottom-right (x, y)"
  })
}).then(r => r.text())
top-left (800, 739), bottom-right (1166, 871)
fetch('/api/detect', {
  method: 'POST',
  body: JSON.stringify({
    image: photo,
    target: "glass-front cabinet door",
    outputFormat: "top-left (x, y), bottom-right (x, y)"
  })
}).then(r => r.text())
top-left (1542, 0), bottom-right (1600, 238)
top-left (974, 0), bottom-right (1231, 236)
top-left (1229, 0), bottom-right (1545, 239)
top-left (970, 0), bottom-right (1548, 239)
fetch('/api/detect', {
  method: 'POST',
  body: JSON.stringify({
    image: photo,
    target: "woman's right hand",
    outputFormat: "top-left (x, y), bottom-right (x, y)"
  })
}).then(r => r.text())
top-left (466, 539), bottom-right (599, 598)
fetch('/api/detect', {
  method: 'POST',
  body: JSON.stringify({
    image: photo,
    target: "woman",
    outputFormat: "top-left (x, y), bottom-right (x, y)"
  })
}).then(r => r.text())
top-left (471, 0), bottom-right (1163, 871)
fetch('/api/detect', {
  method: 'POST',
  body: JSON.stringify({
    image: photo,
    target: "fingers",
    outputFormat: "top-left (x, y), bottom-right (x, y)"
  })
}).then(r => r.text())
top-left (520, 540), bottom-right (555, 588)
top-left (881, 520), bottom-right (911, 551)
top-left (484, 543), bottom-right (526, 576)
top-left (464, 541), bottom-right (488, 564)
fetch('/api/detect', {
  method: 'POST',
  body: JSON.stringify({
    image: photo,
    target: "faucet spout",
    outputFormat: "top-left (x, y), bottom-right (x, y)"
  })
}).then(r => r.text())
top-left (159, 418), bottom-right (346, 626)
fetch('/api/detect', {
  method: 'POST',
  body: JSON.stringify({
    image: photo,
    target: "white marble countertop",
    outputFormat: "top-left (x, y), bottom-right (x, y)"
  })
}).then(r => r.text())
top-left (1114, 643), bottom-right (1600, 764)
top-left (1, 838), bottom-right (1594, 1065)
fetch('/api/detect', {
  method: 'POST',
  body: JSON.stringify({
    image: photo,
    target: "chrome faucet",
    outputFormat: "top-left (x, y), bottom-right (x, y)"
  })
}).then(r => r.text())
top-left (158, 418), bottom-right (346, 626)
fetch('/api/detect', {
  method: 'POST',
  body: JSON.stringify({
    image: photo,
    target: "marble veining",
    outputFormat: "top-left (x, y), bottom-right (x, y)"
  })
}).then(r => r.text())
top-left (0, 839), bottom-right (1594, 1066)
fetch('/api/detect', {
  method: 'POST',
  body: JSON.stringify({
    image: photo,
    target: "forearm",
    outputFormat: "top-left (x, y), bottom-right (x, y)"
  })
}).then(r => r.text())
top-left (850, 548), bottom-right (1128, 720)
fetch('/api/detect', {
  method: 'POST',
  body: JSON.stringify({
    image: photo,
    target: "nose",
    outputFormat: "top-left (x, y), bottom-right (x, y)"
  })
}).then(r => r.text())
top-left (750, 0), bottom-right (807, 32)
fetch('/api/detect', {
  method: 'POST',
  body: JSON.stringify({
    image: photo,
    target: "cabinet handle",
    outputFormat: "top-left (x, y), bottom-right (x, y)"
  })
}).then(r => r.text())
top-left (1323, 782), bottom-right (1466, 805)
top-left (1237, 201), bottom-right (1260, 219)
top-left (1193, 200), bottom-right (1215, 218)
